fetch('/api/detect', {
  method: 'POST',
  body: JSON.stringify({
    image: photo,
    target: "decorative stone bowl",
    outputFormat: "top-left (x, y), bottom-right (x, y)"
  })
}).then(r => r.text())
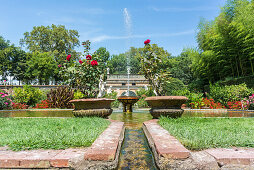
top-left (145, 96), bottom-right (188, 118)
top-left (117, 91), bottom-right (139, 113)
top-left (69, 98), bottom-right (115, 118)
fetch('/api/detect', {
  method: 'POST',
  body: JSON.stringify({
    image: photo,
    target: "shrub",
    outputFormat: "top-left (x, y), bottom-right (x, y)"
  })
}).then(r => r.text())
top-left (12, 103), bottom-right (29, 109)
top-left (0, 90), bottom-right (13, 110)
top-left (13, 85), bottom-right (43, 107)
top-left (103, 91), bottom-right (119, 108)
top-left (136, 88), bottom-right (155, 108)
top-left (33, 100), bottom-right (51, 109)
top-left (163, 78), bottom-right (187, 96)
top-left (209, 83), bottom-right (253, 107)
top-left (186, 92), bottom-right (203, 108)
top-left (74, 90), bottom-right (85, 99)
top-left (47, 87), bottom-right (74, 109)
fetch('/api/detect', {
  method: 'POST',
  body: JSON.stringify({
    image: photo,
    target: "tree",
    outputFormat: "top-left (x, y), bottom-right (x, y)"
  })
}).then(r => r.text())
top-left (0, 36), bottom-right (27, 82)
top-left (20, 24), bottom-right (80, 63)
top-left (195, 0), bottom-right (254, 85)
top-left (25, 52), bottom-right (58, 85)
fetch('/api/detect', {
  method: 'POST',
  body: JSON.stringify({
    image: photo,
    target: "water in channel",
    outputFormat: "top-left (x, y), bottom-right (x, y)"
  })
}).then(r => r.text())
top-left (110, 110), bottom-right (157, 169)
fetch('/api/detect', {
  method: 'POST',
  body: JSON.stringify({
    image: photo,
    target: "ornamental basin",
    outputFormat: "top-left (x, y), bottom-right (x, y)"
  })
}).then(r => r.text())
top-left (69, 98), bottom-right (115, 118)
top-left (145, 96), bottom-right (188, 118)
top-left (117, 91), bottom-right (139, 113)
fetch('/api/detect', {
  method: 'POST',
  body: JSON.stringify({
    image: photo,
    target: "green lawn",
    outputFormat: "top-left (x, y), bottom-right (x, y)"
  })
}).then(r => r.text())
top-left (0, 117), bottom-right (110, 151)
top-left (159, 117), bottom-right (254, 150)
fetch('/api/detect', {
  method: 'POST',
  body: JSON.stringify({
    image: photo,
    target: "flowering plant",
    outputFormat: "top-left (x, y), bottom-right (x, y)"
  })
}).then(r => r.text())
top-left (0, 91), bottom-right (13, 110)
top-left (140, 39), bottom-right (172, 96)
top-left (60, 40), bottom-right (104, 98)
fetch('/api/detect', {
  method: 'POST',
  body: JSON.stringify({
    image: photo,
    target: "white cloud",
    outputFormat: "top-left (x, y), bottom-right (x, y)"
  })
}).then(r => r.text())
top-left (90, 30), bottom-right (195, 43)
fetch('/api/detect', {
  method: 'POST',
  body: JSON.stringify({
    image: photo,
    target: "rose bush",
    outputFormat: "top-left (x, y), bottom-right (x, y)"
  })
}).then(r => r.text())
top-left (140, 39), bottom-right (172, 96)
top-left (60, 40), bottom-right (106, 98)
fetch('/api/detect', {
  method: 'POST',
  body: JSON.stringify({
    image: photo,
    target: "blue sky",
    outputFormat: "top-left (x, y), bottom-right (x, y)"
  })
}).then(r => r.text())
top-left (0, 0), bottom-right (226, 56)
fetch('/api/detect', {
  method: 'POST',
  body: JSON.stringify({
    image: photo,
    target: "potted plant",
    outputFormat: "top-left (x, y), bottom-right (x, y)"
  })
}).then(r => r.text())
top-left (141, 39), bottom-right (188, 118)
top-left (59, 40), bottom-right (114, 118)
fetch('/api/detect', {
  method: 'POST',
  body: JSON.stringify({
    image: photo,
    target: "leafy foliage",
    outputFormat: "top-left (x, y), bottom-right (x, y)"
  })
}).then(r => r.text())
top-left (13, 85), bottom-right (43, 107)
top-left (209, 83), bottom-right (253, 106)
top-left (140, 40), bottom-right (172, 96)
top-left (136, 87), bottom-right (155, 108)
top-left (20, 24), bottom-right (80, 63)
top-left (103, 91), bottom-right (120, 108)
top-left (60, 40), bottom-right (108, 98)
top-left (194, 0), bottom-right (254, 84)
top-left (47, 86), bottom-right (74, 109)
top-left (0, 90), bottom-right (12, 110)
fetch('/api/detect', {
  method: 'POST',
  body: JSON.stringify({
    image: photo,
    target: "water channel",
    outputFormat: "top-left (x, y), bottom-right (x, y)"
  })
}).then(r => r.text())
top-left (0, 109), bottom-right (254, 169)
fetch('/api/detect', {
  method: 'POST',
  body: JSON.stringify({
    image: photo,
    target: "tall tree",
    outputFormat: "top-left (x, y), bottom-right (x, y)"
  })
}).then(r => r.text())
top-left (20, 24), bottom-right (80, 63)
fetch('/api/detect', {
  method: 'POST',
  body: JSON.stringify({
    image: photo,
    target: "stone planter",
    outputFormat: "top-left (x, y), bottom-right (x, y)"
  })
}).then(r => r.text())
top-left (145, 96), bottom-right (188, 118)
top-left (69, 98), bottom-right (115, 118)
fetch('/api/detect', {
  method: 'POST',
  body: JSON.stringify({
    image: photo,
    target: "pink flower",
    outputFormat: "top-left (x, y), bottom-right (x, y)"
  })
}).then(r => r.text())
top-left (58, 64), bottom-right (62, 68)
top-left (66, 55), bottom-right (71, 61)
top-left (144, 39), bottom-right (151, 45)
top-left (86, 55), bottom-right (92, 60)
top-left (0, 92), bottom-right (4, 95)
top-left (91, 60), bottom-right (98, 66)
top-left (4, 80), bottom-right (6, 82)
top-left (79, 59), bottom-right (83, 64)
top-left (4, 102), bottom-right (8, 105)
top-left (1, 94), bottom-right (7, 98)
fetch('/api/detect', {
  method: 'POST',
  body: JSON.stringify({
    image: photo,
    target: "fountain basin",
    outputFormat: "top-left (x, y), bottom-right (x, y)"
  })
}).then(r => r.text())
top-left (69, 98), bottom-right (115, 118)
top-left (145, 96), bottom-right (188, 118)
top-left (117, 96), bottom-right (139, 113)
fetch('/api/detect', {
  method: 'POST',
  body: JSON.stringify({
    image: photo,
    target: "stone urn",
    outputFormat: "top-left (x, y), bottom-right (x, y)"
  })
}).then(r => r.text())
top-left (145, 96), bottom-right (188, 118)
top-left (69, 98), bottom-right (115, 118)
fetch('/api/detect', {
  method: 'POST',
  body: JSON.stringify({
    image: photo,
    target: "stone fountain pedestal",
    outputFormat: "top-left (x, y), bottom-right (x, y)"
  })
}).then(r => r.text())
top-left (69, 98), bottom-right (115, 118)
top-left (145, 96), bottom-right (188, 118)
top-left (117, 96), bottom-right (139, 113)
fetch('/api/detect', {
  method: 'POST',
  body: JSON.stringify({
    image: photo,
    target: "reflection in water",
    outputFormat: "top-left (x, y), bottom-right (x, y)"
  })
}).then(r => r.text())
top-left (0, 110), bottom-right (73, 118)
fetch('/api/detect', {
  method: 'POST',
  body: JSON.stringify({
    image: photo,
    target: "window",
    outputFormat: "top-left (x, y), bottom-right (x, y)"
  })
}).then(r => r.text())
top-left (132, 83), bottom-right (136, 86)
top-left (122, 83), bottom-right (126, 86)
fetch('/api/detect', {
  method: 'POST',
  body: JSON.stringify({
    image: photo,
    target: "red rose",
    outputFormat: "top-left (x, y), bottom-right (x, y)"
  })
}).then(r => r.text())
top-left (66, 54), bottom-right (71, 61)
top-left (86, 55), bottom-right (92, 60)
top-left (58, 64), bottom-right (62, 68)
top-left (79, 59), bottom-right (83, 64)
top-left (144, 39), bottom-right (151, 45)
top-left (91, 60), bottom-right (98, 66)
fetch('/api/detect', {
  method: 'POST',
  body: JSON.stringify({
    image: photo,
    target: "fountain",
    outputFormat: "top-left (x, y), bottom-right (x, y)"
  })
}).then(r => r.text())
top-left (118, 91), bottom-right (139, 113)
top-left (117, 8), bottom-right (139, 113)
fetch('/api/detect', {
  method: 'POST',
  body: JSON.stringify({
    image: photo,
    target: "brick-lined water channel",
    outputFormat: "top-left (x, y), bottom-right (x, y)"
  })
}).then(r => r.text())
top-left (110, 110), bottom-right (158, 169)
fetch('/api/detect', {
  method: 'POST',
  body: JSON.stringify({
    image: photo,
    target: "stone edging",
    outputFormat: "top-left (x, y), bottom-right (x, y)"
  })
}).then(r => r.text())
top-left (0, 119), bottom-right (125, 170)
top-left (143, 119), bottom-right (254, 170)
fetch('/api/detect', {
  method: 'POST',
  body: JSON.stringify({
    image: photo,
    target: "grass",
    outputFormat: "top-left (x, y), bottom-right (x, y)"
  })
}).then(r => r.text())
top-left (0, 117), bottom-right (110, 151)
top-left (159, 117), bottom-right (254, 150)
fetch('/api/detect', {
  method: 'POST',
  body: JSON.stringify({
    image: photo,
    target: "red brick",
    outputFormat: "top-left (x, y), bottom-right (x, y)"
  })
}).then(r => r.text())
top-left (84, 121), bottom-right (124, 161)
top-left (143, 119), bottom-right (190, 159)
